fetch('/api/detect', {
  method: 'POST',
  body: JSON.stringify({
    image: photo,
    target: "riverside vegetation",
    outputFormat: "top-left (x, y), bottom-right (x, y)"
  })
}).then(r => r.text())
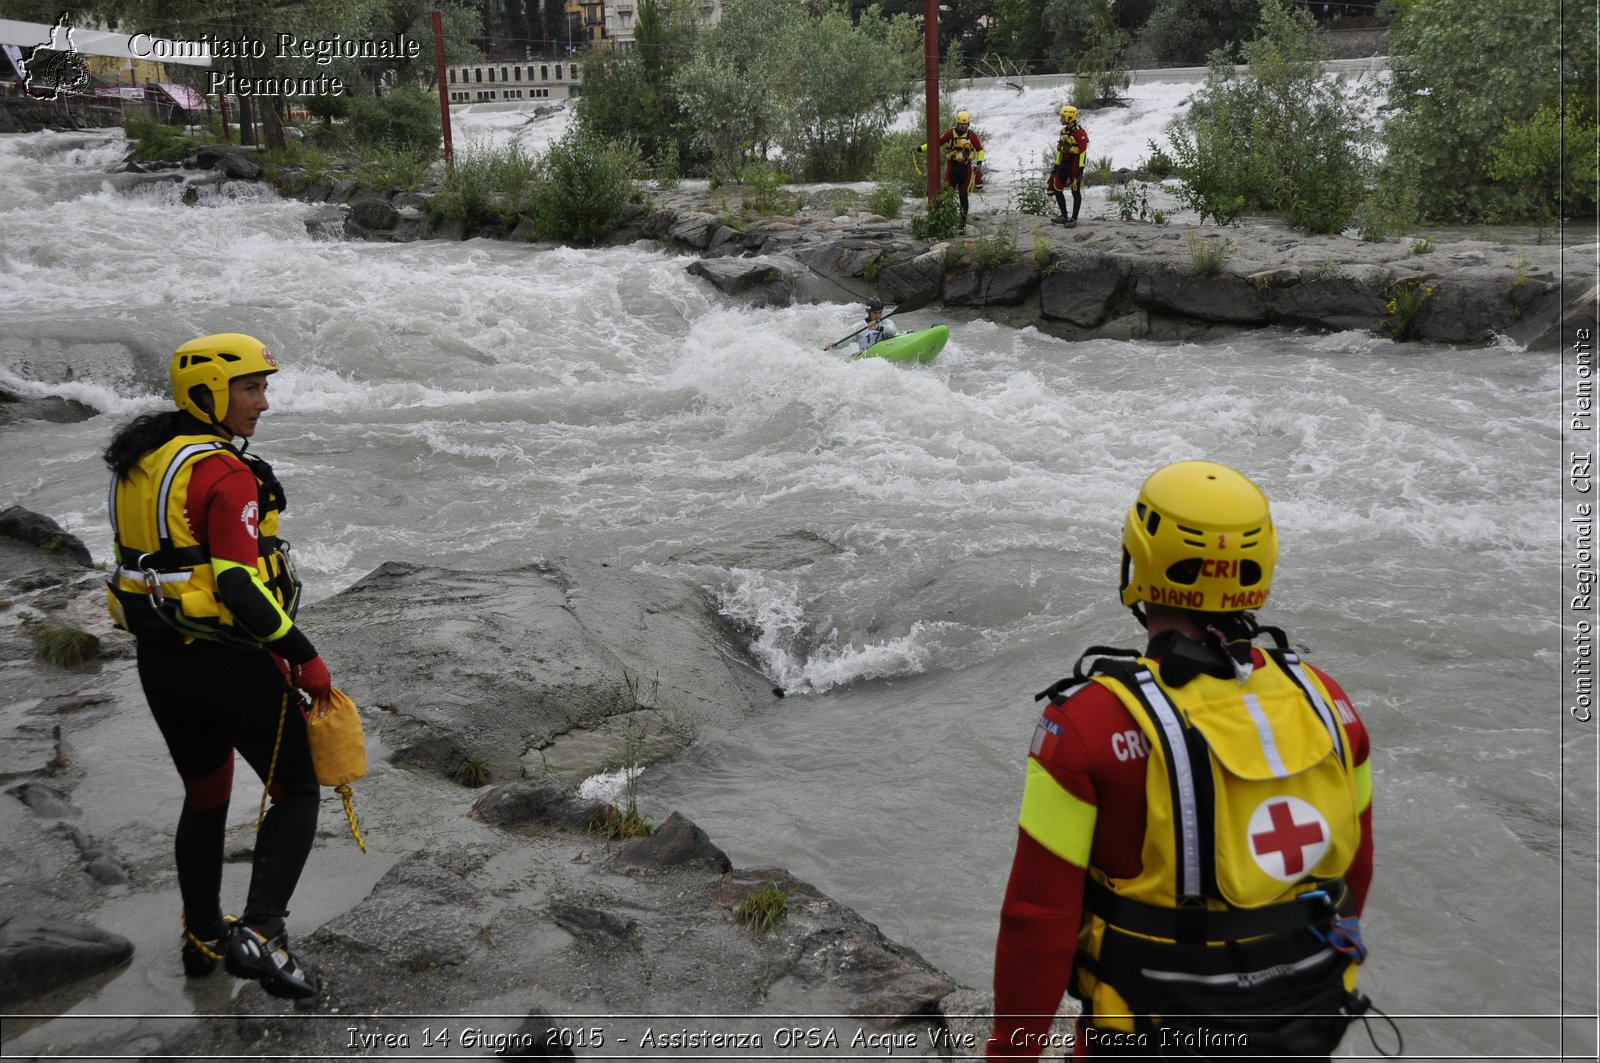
top-left (115, 0), bottom-right (1598, 242)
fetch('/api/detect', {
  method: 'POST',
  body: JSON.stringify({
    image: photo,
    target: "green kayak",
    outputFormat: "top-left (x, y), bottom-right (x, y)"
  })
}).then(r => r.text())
top-left (853, 325), bottom-right (948, 364)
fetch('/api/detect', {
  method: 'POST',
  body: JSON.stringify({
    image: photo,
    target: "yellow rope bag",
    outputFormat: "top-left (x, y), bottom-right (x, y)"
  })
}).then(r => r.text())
top-left (258, 685), bottom-right (369, 853)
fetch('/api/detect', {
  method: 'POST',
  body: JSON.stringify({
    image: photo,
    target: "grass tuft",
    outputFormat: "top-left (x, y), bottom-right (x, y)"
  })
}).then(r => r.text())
top-left (1187, 232), bottom-right (1237, 276)
top-left (25, 619), bottom-right (102, 668)
top-left (733, 880), bottom-right (791, 933)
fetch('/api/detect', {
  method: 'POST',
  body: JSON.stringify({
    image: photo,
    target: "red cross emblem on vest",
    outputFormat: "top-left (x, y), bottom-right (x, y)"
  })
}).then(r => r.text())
top-left (1248, 796), bottom-right (1329, 881)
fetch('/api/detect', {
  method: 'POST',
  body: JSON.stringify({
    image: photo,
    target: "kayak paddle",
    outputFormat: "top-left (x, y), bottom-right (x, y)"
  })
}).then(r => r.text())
top-left (823, 289), bottom-right (936, 351)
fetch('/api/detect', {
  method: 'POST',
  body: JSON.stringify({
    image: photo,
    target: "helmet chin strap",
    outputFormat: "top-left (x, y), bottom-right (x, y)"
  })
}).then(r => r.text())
top-left (195, 388), bottom-right (244, 450)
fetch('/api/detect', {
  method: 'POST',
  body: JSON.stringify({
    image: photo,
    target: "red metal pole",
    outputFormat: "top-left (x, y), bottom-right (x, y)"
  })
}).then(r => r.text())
top-left (431, 10), bottom-right (453, 166)
top-left (924, 0), bottom-right (940, 201)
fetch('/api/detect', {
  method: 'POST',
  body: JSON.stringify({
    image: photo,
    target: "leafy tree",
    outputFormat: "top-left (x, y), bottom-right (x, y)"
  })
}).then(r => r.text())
top-left (64, 0), bottom-right (391, 149)
top-left (539, 0), bottom-right (568, 55)
top-left (772, 4), bottom-right (920, 180)
top-left (674, 0), bottom-right (803, 178)
top-left (675, 0), bottom-right (918, 181)
top-left (1047, 0), bottom-right (1130, 103)
top-left (576, 0), bottom-right (701, 172)
top-left (1488, 96), bottom-right (1599, 231)
top-left (1163, 0), bottom-right (1376, 232)
top-left (1143, 0), bottom-right (1261, 65)
top-left (1380, 0), bottom-right (1598, 223)
top-left (990, 0), bottom-right (1048, 66)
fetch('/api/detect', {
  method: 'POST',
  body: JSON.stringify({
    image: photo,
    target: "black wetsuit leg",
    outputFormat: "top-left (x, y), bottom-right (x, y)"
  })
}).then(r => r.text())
top-left (138, 638), bottom-right (318, 937)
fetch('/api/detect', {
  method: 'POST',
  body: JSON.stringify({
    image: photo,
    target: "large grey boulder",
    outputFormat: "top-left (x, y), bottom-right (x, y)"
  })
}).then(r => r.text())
top-left (685, 258), bottom-right (793, 307)
top-left (0, 913), bottom-right (133, 1005)
top-left (302, 560), bottom-right (774, 788)
top-left (0, 506), bottom-right (93, 567)
top-left (1040, 251), bottom-right (1132, 327)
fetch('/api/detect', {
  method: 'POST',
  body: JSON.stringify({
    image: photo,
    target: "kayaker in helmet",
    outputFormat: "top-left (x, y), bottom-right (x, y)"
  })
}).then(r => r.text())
top-left (988, 460), bottom-right (1378, 1059)
top-left (824, 297), bottom-right (901, 353)
top-left (103, 333), bottom-right (336, 1001)
top-left (916, 109), bottom-right (985, 231)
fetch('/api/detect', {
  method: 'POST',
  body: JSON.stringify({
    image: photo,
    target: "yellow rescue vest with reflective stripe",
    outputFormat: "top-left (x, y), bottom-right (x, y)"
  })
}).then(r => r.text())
top-left (1072, 651), bottom-right (1361, 1029)
top-left (106, 433), bottom-right (298, 643)
top-left (946, 130), bottom-right (977, 163)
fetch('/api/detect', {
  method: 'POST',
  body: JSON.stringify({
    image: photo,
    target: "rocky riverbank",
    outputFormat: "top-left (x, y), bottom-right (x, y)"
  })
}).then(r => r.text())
top-left (2, 509), bottom-right (1085, 1059)
top-left (135, 142), bottom-right (1592, 353)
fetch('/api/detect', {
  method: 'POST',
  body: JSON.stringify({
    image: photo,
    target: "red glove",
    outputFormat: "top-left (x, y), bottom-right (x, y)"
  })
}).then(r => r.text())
top-left (292, 655), bottom-right (332, 702)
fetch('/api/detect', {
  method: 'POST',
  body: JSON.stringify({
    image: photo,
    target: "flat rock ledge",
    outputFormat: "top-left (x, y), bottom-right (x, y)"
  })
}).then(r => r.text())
top-left (2, 514), bottom-right (1028, 1059)
top-left (106, 147), bottom-right (1591, 352)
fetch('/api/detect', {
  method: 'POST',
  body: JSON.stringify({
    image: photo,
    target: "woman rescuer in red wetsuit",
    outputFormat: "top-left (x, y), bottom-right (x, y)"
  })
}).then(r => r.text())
top-left (988, 460), bottom-right (1376, 1061)
top-left (104, 333), bottom-right (335, 1000)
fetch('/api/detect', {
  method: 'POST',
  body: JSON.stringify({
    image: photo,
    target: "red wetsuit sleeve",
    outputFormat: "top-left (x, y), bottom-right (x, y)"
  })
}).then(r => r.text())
top-left (988, 696), bottom-right (1098, 1059)
top-left (1312, 665), bottom-right (1374, 914)
top-left (186, 454), bottom-right (317, 662)
top-left (188, 453), bottom-right (265, 567)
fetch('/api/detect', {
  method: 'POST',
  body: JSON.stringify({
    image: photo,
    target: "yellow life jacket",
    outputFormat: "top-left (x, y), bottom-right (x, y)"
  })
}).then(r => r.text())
top-left (946, 129), bottom-right (977, 163)
top-left (106, 433), bottom-right (299, 646)
top-left (1056, 126), bottom-right (1084, 167)
top-left (1070, 649), bottom-right (1365, 1044)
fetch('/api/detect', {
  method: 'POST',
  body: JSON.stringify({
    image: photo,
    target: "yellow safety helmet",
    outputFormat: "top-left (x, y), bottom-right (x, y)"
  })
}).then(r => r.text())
top-left (1119, 460), bottom-right (1278, 615)
top-left (170, 332), bottom-right (279, 422)
top-left (955, 110), bottom-right (971, 126)
top-left (1060, 105), bottom-right (1078, 123)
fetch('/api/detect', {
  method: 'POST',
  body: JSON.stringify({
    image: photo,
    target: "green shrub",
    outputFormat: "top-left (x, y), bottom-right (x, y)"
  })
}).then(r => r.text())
top-left (124, 116), bottom-right (202, 162)
top-left (875, 129), bottom-right (928, 198)
top-left (1144, 145), bottom-right (1176, 178)
top-left (736, 159), bottom-right (799, 218)
top-left (1007, 149), bottom-right (1054, 217)
top-left (531, 127), bottom-right (642, 245)
top-left (1110, 181), bottom-right (1167, 224)
top-left (911, 187), bottom-right (962, 240)
top-left (344, 86), bottom-right (441, 160)
top-left (1032, 232), bottom-right (1054, 273)
top-left (354, 143), bottom-right (434, 193)
top-left (866, 182), bottom-right (905, 219)
top-left (1164, 0), bottom-right (1375, 234)
top-left (1381, 278), bottom-right (1435, 340)
top-left (973, 217), bottom-right (1020, 269)
top-left (429, 141), bottom-right (539, 230)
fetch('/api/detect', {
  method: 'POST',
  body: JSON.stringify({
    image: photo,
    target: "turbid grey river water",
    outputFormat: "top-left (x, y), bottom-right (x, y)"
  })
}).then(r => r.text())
top-left (0, 93), bottom-right (1593, 1061)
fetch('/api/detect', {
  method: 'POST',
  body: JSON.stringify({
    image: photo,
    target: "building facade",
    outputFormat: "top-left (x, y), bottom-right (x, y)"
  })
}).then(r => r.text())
top-left (603, 0), bottom-right (723, 53)
top-left (446, 57), bottom-right (582, 103)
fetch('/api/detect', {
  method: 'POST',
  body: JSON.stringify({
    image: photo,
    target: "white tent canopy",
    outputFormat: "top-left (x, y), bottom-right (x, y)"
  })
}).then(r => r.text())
top-left (0, 18), bottom-right (212, 68)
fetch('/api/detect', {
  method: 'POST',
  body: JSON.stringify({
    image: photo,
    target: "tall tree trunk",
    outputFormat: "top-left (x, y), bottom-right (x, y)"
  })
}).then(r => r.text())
top-left (256, 56), bottom-right (286, 150)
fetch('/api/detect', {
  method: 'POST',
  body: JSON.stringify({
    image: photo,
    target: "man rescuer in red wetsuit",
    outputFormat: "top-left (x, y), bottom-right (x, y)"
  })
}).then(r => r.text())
top-left (987, 460), bottom-right (1376, 1061)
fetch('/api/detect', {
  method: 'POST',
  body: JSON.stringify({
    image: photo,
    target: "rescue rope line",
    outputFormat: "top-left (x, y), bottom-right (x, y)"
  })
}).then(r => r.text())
top-left (255, 688), bottom-right (289, 833)
top-left (335, 782), bottom-right (367, 853)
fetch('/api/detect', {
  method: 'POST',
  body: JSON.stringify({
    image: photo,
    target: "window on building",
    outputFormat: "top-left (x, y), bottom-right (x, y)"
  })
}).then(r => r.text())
top-left (475, 69), bottom-right (482, 83)
top-left (500, 67), bottom-right (508, 81)
top-left (540, 65), bottom-right (548, 80)
top-left (488, 68), bottom-right (495, 82)
top-left (555, 64), bottom-right (562, 79)
top-left (448, 69), bottom-right (456, 83)
top-left (514, 66), bottom-right (521, 80)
